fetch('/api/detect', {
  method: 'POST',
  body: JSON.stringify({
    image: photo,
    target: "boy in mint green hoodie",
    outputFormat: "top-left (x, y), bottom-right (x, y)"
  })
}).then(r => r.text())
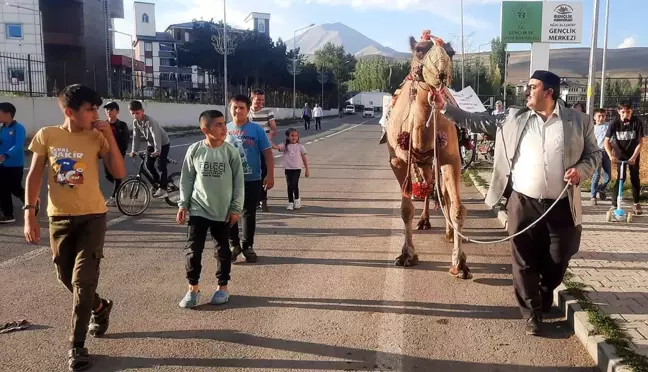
top-left (176, 110), bottom-right (244, 308)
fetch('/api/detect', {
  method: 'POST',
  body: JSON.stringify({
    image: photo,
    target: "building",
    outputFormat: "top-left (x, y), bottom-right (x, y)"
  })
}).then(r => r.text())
top-left (132, 1), bottom-right (270, 98)
top-left (346, 91), bottom-right (391, 111)
top-left (36, 0), bottom-right (124, 96)
top-left (559, 79), bottom-right (587, 106)
top-left (0, 0), bottom-right (45, 94)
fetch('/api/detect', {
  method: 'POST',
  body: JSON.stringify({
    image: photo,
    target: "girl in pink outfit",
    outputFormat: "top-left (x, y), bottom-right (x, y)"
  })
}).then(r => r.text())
top-left (272, 128), bottom-right (310, 210)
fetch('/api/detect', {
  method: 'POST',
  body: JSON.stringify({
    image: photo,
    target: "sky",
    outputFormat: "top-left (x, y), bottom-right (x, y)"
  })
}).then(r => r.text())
top-left (113, 0), bottom-right (644, 53)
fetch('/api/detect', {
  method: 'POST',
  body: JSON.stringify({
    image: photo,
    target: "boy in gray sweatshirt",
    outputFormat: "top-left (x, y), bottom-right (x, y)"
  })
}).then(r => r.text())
top-left (176, 110), bottom-right (244, 308)
top-left (128, 100), bottom-right (171, 198)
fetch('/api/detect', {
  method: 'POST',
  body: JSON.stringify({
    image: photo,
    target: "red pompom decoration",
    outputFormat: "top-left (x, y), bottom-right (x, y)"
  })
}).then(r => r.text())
top-left (412, 180), bottom-right (429, 200)
top-left (397, 131), bottom-right (410, 150)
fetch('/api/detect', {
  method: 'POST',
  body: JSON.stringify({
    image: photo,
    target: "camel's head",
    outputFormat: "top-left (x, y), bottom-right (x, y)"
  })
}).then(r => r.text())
top-left (408, 30), bottom-right (454, 91)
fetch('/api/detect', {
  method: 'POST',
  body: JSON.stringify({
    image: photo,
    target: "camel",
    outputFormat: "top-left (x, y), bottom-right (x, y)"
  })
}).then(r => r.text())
top-left (384, 31), bottom-right (471, 279)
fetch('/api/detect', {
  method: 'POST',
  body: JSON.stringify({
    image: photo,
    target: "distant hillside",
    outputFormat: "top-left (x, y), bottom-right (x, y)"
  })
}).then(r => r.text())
top-left (287, 22), bottom-right (648, 83)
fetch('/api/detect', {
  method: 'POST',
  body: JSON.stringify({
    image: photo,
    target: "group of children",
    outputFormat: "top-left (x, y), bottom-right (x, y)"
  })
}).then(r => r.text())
top-left (590, 102), bottom-right (644, 215)
top-left (9, 84), bottom-right (310, 371)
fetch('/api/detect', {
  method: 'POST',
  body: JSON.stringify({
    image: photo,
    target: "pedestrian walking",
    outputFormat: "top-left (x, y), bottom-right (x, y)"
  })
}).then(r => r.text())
top-left (249, 89), bottom-right (278, 212)
top-left (313, 104), bottom-right (323, 130)
top-left (102, 102), bottom-right (129, 207)
top-left (0, 102), bottom-right (26, 224)
top-left (23, 84), bottom-right (126, 371)
top-left (177, 110), bottom-right (244, 308)
top-left (604, 101), bottom-right (644, 215)
top-left (128, 100), bottom-right (171, 199)
top-left (226, 94), bottom-right (275, 263)
top-left (272, 128), bottom-right (310, 210)
top-left (302, 103), bottom-right (312, 130)
top-left (433, 70), bottom-right (601, 336)
top-left (590, 108), bottom-right (612, 206)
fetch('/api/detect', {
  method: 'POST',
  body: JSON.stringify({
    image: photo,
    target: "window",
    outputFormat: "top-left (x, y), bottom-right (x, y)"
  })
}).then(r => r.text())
top-left (8, 68), bottom-right (25, 84)
top-left (184, 31), bottom-right (189, 42)
top-left (145, 58), bottom-right (153, 67)
top-left (159, 73), bottom-right (170, 81)
top-left (159, 58), bottom-right (176, 67)
top-left (180, 73), bottom-right (192, 82)
top-left (159, 43), bottom-right (174, 52)
top-left (5, 23), bottom-right (23, 39)
top-left (144, 42), bottom-right (152, 52)
top-left (142, 13), bottom-right (149, 23)
top-left (257, 19), bottom-right (265, 33)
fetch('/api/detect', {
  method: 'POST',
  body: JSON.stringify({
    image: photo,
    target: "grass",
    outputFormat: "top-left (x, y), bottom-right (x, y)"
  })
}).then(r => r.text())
top-left (580, 178), bottom-right (648, 202)
top-left (562, 272), bottom-right (648, 372)
top-left (463, 169), bottom-right (490, 189)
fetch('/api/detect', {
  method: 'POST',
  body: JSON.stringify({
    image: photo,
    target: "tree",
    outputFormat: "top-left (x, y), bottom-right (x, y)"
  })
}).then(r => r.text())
top-left (489, 37), bottom-right (507, 96)
top-left (314, 42), bottom-right (356, 108)
top-left (348, 57), bottom-right (391, 92)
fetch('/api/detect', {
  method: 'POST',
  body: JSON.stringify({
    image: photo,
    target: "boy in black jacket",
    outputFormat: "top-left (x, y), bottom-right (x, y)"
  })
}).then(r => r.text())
top-left (103, 102), bottom-right (130, 206)
top-left (604, 101), bottom-right (645, 215)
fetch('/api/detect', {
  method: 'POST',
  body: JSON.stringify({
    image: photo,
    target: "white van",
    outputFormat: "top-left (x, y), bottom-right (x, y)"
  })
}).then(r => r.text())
top-left (362, 106), bottom-right (375, 118)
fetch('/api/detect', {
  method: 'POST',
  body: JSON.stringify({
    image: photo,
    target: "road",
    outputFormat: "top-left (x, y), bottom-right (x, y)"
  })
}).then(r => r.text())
top-left (0, 114), bottom-right (596, 371)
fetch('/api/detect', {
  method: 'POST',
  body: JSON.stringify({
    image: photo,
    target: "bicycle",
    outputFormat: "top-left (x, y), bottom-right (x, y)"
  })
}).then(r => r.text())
top-left (115, 151), bottom-right (181, 216)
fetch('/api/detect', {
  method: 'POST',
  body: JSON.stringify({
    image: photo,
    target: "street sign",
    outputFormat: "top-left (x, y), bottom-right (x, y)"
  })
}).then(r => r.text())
top-left (448, 87), bottom-right (487, 113)
top-left (501, 1), bottom-right (543, 43)
top-left (501, 1), bottom-right (583, 44)
top-left (541, 2), bottom-right (583, 43)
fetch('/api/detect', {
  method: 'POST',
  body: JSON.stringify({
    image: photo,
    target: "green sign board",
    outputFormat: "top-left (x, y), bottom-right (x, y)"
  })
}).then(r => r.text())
top-left (501, 1), bottom-right (543, 43)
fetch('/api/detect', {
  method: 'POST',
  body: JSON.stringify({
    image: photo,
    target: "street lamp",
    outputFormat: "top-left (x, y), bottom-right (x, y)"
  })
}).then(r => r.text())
top-left (293, 23), bottom-right (314, 119)
top-left (585, 0), bottom-right (601, 115)
top-left (600, 0), bottom-right (610, 108)
top-left (476, 42), bottom-right (490, 96)
top-left (5, 3), bottom-right (44, 59)
top-left (108, 28), bottom-right (136, 95)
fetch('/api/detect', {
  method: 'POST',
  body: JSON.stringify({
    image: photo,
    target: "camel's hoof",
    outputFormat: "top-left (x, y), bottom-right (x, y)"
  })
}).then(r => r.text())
top-left (394, 254), bottom-right (419, 267)
top-left (449, 265), bottom-right (472, 280)
top-left (445, 233), bottom-right (454, 243)
top-left (417, 219), bottom-right (432, 230)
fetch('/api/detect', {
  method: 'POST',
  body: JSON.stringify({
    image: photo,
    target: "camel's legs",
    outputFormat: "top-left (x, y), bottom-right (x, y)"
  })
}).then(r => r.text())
top-left (417, 166), bottom-right (434, 231)
top-left (390, 158), bottom-right (419, 267)
top-left (442, 163), bottom-right (471, 279)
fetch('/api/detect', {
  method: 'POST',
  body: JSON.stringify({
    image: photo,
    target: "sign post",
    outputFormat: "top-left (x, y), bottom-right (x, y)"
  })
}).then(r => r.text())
top-left (501, 1), bottom-right (583, 86)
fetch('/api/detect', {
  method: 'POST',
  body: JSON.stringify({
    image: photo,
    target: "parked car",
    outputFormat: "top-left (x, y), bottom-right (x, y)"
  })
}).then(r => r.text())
top-left (362, 106), bottom-right (375, 118)
top-left (344, 105), bottom-right (356, 114)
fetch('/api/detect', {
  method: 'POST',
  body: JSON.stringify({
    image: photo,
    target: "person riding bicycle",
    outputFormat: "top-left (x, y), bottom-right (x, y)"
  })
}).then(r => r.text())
top-left (128, 100), bottom-right (171, 199)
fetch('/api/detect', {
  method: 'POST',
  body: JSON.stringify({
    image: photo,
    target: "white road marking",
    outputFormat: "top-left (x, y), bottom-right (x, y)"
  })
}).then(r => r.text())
top-left (0, 214), bottom-right (133, 269)
top-left (375, 201), bottom-right (405, 371)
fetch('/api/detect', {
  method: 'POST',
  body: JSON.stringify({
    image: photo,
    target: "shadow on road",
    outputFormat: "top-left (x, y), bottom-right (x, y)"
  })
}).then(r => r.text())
top-left (98, 329), bottom-right (589, 371)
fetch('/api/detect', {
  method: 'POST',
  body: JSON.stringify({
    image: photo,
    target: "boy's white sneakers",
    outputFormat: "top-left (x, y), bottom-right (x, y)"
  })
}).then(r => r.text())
top-left (294, 198), bottom-right (302, 209)
top-left (287, 202), bottom-right (294, 211)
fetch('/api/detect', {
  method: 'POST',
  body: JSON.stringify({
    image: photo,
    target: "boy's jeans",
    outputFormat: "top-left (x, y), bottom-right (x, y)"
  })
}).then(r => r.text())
top-left (185, 216), bottom-right (231, 286)
top-left (229, 180), bottom-right (262, 249)
top-left (591, 152), bottom-right (611, 198)
top-left (49, 213), bottom-right (107, 345)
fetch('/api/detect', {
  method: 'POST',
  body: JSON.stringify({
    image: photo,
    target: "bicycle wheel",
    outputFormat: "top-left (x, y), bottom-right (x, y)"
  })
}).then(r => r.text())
top-left (165, 172), bottom-right (181, 207)
top-left (116, 179), bottom-right (151, 216)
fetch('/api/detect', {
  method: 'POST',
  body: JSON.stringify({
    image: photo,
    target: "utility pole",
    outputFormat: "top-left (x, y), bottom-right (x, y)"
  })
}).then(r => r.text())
top-left (586, 0), bottom-right (601, 115)
top-left (599, 0), bottom-right (610, 108)
top-left (460, 0), bottom-right (465, 89)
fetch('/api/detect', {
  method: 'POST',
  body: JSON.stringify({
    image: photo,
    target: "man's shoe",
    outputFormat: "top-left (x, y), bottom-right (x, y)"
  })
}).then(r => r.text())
top-left (153, 188), bottom-right (168, 199)
top-left (525, 316), bottom-right (542, 336)
top-left (287, 202), bottom-right (294, 211)
top-left (179, 291), bottom-right (200, 309)
top-left (242, 247), bottom-right (258, 263)
top-left (68, 347), bottom-right (93, 372)
top-left (598, 191), bottom-right (607, 201)
top-left (261, 200), bottom-right (269, 212)
top-left (210, 290), bottom-right (230, 305)
top-left (231, 245), bottom-right (242, 262)
top-left (634, 203), bottom-right (643, 215)
top-left (294, 198), bottom-right (302, 210)
top-left (541, 290), bottom-right (553, 313)
top-left (105, 197), bottom-right (116, 207)
top-left (590, 197), bottom-right (597, 206)
top-left (0, 215), bottom-right (16, 224)
top-left (89, 299), bottom-right (113, 337)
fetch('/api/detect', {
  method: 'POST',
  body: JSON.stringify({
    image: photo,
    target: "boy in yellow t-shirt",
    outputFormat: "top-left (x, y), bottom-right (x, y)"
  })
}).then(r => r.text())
top-left (23, 84), bottom-right (126, 372)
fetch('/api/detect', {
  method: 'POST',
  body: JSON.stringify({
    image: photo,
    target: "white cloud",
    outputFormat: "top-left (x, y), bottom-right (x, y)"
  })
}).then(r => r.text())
top-left (618, 36), bottom-right (636, 49)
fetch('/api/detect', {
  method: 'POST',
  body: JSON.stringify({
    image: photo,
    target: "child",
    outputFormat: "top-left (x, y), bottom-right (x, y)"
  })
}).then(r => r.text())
top-left (103, 102), bottom-right (130, 206)
top-left (0, 102), bottom-right (26, 223)
top-left (128, 100), bottom-right (171, 198)
top-left (590, 108), bottom-right (611, 206)
top-left (604, 101), bottom-right (644, 215)
top-left (24, 84), bottom-right (126, 371)
top-left (177, 110), bottom-right (244, 308)
top-left (272, 128), bottom-right (310, 210)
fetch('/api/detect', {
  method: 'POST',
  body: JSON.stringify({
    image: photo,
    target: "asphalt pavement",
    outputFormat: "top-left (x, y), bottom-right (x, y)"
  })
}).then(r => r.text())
top-left (0, 114), bottom-right (596, 371)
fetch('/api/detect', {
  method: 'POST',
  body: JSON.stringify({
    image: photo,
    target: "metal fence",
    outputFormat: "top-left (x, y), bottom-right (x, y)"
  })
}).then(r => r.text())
top-left (0, 52), bottom-right (330, 109)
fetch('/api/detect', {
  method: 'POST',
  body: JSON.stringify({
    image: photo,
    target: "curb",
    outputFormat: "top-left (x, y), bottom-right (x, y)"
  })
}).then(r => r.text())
top-left (465, 171), bottom-right (631, 372)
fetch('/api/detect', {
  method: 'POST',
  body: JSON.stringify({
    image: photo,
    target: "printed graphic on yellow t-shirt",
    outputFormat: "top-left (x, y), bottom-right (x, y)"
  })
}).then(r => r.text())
top-left (29, 126), bottom-right (109, 216)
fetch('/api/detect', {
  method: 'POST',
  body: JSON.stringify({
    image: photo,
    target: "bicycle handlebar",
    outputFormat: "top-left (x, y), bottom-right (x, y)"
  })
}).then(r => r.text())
top-left (131, 151), bottom-right (178, 164)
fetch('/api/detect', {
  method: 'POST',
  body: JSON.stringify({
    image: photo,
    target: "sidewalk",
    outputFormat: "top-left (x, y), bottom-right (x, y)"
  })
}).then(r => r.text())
top-left (467, 165), bottom-right (648, 372)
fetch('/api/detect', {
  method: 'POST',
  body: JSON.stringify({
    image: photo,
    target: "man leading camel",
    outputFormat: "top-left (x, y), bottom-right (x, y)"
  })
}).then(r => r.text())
top-left (433, 70), bottom-right (601, 336)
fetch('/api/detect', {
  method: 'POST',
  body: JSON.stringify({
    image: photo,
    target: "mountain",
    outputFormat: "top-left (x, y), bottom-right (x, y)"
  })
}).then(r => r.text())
top-left (285, 22), bottom-right (407, 59)
top-left (287, 22), bottom-right (648, 81)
